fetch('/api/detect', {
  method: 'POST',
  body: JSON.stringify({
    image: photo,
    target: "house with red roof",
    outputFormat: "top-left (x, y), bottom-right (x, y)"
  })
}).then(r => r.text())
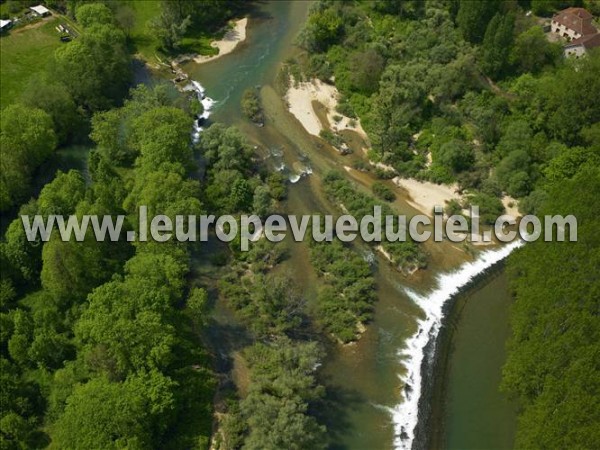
top-left (563, 32), bottom-right (600, 57)
top-left (551, 7), bottom-right (600, 57)
top-left (551, 7), bottom-right (596, 40)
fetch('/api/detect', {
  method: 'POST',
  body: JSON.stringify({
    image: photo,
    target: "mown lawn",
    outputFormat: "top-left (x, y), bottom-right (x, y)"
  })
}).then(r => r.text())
top-left (0, 18), bottom-right (62, 108)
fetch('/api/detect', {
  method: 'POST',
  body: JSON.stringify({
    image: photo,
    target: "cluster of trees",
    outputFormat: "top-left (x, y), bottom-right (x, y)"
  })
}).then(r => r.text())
top-left (53, 3), bottom-right (131, 111)
top-left (241, 88), bottom-right (264, 125)
top-left (0, 3), bottom-right (131, 213)
top-left (198, 123), bottom-right (284, 216)
top-left (503, 162), bottom-right (600, 448)
top-left (220, 269), bottom-right (306, 339)
top-left (530, 0), bottom-right (600, 16)
top-left (221, 338), bottom-right (326, 450)
top-left (298, 0), bottom-right (600, 216)
top-left (1, 78), bottom-right (217, 447)
top-left (213, 230), bottom-right (331, 449)
top-left (148, 0), bottom-right (249, 52)
top-left (0, 105), bottom-right (57, 212)
top-left (309, 239), bottom-right (376, 343)
top-left (323, 171), bottom-right (426, 272)
top-left (371, 181), bottom-right (396, 202)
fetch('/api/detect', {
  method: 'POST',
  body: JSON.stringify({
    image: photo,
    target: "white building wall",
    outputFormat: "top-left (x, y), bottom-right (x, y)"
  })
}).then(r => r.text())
top-left (551, 21), bottom-right (582, 40)
top-left (564, 45), bottom-right (587, 57)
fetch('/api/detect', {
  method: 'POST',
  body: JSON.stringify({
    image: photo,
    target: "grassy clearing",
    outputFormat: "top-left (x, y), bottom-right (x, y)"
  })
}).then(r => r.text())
top-left (178, 22), bottom-right (230, 57)
top-left (179, 32), bottom-right (219, 57)
top-left (128, 0), bottom-right (161, 61)
top-left (0, 18), bottom-right (63, 108)
top-left (127, 0), bottom-right (223, 63)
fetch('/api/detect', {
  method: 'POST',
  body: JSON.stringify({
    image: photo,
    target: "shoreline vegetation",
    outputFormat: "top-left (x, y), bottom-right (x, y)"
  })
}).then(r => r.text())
top-left (283, 77), bottom-right (522, 222)
top-left (284, 76), bottom-right (471, 219)
top-left (173, 18), bottom-right (248, 66)
top-left (284, 77), bottom-right (522, 232)
top-left (285, 77), bottom-right (369, 141)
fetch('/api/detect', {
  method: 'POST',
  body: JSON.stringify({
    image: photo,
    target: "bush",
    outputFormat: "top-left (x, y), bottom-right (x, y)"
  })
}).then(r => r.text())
top-left (374, 167), bottom-right (397, 179)
top-left (319, 129), bottom-right (345, 149)
top-left (336, 97), bottom-right (357, 118)
top-left (467, 192), bottom-right (504, 225)
top-left (240, 88), bottom-right (263, 124)
top-left (309, 239), bottom-right (376, 342)
top-left (372, 181), bottom-right (396, 202)
top-left (353, 160), bottom-right (369, 172)
top-left (445, 199), bottom-right (463, 216)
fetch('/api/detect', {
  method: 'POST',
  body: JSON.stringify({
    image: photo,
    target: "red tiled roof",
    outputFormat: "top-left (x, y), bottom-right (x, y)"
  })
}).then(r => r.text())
top-left (565, 32), bottom-right (600, 49)
top-left (564, 7), bottom-right (593, 20)
top-left (552, 7), bottom-right (597, 35)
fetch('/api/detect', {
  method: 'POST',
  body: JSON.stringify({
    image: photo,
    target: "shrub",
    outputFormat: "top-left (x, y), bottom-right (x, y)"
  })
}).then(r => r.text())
top-left (241, 88), bottom-right (263, 124)
top-left (372, 181), bottom-right (396, 202)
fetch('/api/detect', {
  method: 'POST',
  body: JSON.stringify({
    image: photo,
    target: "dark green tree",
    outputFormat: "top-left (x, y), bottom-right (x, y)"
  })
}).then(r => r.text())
top-left (481, 13), bottom-right (515, 78)
top-left (456, 0), bottom-right (500, 43)
top-left (0, 105), bottom-right (56, 211)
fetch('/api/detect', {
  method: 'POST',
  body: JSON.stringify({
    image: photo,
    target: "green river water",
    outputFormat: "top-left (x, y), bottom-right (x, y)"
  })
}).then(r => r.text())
top-left (180, 2), bottom-right (518, 449)
top-left (439, 272), bottom-right (517, 450)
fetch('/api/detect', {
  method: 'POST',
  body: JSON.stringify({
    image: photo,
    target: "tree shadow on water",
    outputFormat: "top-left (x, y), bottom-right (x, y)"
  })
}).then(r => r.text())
top-left (315, 378), bottom-right (366, 450)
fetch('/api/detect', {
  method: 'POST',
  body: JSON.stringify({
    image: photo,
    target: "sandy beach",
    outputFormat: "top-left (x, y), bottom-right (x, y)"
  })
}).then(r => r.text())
top-left (286, 78), bottom-right (368, 141)
top-left (393, 177), bottom-right (462, 216)
top-left (193, 18), bottom-right (248, 64)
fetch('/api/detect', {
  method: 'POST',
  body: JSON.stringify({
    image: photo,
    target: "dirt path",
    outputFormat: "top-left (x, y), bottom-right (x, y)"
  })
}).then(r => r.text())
top-left (481, 74), bottom-right (516, 101)
top-left (10, 15), bottom-right (54, 35)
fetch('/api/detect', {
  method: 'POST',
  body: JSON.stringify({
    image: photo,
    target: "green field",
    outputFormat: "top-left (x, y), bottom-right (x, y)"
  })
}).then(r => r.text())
top-left (0, 18), bottom-right (62, 108)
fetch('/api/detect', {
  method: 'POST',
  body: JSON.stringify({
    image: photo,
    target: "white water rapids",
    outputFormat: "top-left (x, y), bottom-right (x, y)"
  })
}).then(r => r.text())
top-left (185, 81), bottom-right (312, 183)
top-left (184, 80), bottom-right (216, 143)
top-left (391, 240), bottom-right (524, 450)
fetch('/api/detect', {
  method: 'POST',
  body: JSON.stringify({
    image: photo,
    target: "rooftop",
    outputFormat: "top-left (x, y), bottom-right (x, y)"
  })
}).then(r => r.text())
top-left (552, 7), bottom-right (597, 36)
top-left (565, 32), bottom-right (600, 49)
top-left (30, 5), bottom-right (51, 15)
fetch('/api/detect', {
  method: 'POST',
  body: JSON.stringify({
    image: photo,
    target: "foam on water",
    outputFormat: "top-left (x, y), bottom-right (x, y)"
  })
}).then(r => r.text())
top-left (289, 174), bottom-right (301, 183)
top-left (184, 82), bottom-right (314, 185)
top-left (184, 81), bottom-right (216, 142)
top-left (391, 240), bottom-right (524, 450)
top-left (288, 164), bottom-right (313, 183)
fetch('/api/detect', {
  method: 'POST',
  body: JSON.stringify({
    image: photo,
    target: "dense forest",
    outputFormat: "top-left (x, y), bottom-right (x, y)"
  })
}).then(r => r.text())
top-left (296, 0), bottom-right (599, 447)
top-left (503, 165), bottom-right (600, 448)
top-left (0, 2), bottom-right (254, 449)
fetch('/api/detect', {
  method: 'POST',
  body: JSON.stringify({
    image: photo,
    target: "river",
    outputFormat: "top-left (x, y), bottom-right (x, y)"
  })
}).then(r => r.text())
top-left (178, 2), bottom-right (518, 449)
top-left (431, 271), bottom-right (518, 450)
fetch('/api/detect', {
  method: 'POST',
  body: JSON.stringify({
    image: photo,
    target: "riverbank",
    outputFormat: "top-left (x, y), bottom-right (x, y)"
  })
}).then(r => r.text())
top-left (174, 18), bottom-right (248, 66)
top-left (285, 77), bottom-right (369, 141)
top-left (393, 177), bottom-right (462, 217)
